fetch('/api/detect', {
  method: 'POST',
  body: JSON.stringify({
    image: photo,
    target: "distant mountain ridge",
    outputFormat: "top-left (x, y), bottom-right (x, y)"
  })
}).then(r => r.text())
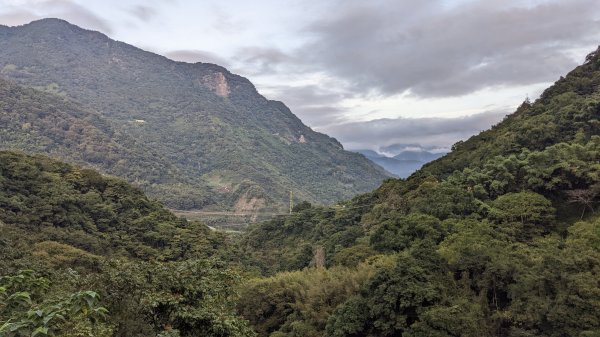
top-left (356, 148), bottom-right (445, 178)
top-left (393, 150), bottom-right (445, 162)
top-left (0, 18), bottom-right (390, 211)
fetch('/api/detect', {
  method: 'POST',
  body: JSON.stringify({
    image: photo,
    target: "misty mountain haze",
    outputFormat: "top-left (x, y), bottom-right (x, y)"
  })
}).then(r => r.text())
top-left (355, 146), bottom-right (446, 178)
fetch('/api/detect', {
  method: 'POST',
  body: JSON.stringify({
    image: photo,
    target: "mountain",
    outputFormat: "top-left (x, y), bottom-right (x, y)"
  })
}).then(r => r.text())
top-left (0, 77), bottom-right (201, 189)
top-left (0, 18), bottom-right (389, 211)
top-left (239, 47), bottom-right (600, 336)
top-left (0, 150), bottom-right (222, 260)
top-left (393, 150), bottom-right (444, 162)
top-left (356, 148), bottom-right (445, 178)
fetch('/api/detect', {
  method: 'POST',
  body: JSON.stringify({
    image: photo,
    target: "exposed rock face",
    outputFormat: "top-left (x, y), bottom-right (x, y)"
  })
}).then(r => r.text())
top-left (202, 72), bottom-right (230, 98)
top-left (235, 196), bottom-right (266, 212)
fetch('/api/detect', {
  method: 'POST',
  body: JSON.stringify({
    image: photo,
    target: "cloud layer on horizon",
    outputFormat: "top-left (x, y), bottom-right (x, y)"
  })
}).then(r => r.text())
top-left (320, 109), bottom-right (509, 151)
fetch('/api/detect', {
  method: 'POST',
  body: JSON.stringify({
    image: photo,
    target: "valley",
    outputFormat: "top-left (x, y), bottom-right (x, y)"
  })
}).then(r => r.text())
top-left (2, 11), bottom-right (600, 337)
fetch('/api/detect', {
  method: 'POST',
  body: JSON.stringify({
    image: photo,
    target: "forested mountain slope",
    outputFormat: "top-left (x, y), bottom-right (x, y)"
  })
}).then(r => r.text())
top-left (0, 151), bottom-right (253, 336)
top-left (0, 18), bottom-right (389, 211)
top-left (0, 78), bottom-right (212, 204)
top-left (238, 47), bottom-right (600, 337)
top-left (415, 48), bottom-right (600, 180)
top-left (0, 151), bottom-right (227, 261)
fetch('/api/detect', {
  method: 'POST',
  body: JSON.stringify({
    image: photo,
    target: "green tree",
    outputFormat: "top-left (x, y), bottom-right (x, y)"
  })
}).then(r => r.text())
top-left (89, 259), bottom-right (255, 337)
top-left (489, 191), bottom-right (555, 239)
top-left (370, 213), bottom-right (446, 252)
top-left (0, 270), bottom-right (108, 337)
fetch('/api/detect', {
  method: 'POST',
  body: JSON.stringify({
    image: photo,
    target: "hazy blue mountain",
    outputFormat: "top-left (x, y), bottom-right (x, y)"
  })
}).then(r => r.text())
top-left (393, 150), bottom-right (445, 162)
top-left (356, 148), bottom-right (444, 178)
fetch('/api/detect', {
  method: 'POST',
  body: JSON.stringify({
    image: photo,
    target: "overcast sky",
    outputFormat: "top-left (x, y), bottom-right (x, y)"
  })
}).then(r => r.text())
top-left (1, 0), bottom-right (599, 153)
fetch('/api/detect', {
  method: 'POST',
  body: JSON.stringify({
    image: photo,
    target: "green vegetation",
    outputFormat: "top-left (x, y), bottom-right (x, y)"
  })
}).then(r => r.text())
top-left (0, 270), bottom-right (108, 337)
top-left (237, 256), bottom-right (394, 337)
top-left (0, 151), bottom-right (254, 336)
top-left (0, 18), bottom-right (389, 212)
top-left (0, 151), bottom-right (232, 260)
top-left (235, 47), bottom-right (600, 336)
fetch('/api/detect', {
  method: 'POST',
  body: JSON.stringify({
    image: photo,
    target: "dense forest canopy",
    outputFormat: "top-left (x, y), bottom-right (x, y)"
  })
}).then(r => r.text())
top-left (235, 47), bottom-right (600, 336)
top-left (0, 151), bottom-right (254, 336)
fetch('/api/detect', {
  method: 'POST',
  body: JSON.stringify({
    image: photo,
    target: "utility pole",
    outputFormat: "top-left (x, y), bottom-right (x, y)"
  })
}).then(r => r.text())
top-left (289, 190), bottom-right (293, 214)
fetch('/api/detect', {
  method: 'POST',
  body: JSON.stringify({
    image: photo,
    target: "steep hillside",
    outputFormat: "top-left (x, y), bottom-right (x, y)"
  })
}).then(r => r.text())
top-left (0, 78), bottom-right (216, 207)
top-left (0, 18), bottom-right (389, 211)
top-left (238, 47), bottom-right (600, 336)
top-left (413, 48), bottom-right (600, 180)
top-left (0, 151), bottom-right (254, 336)
top-left (0, 151), bottom-right (226, 260)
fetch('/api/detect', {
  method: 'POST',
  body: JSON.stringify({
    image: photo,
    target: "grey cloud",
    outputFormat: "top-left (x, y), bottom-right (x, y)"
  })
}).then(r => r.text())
top-left (210, 5), bottom-right (244, 34)
top-left (380, 143), bottom-right (447, 156)
top-left (0, 0), bottom-right (112, 33)
top-left (290, 106), bottom-right (347, 127)
top-left (39, 0), bottom-right (112, 33)
top-left (319, 110), bottom-right (509, 151)
top-left (304, 0), bottom-right (600, 97)
top-left (233, 47), bottom-right (297, 75)
top-left (165, 49), bottom-right (231, 67)
top-left (269, 84), bottom-right (347, 107)
top-left (0, 9), bottom-right (39, 26)
top-left (264, 84), bottom-right (349, 126)
top-left (130, 5), bottom-right (157, 22)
